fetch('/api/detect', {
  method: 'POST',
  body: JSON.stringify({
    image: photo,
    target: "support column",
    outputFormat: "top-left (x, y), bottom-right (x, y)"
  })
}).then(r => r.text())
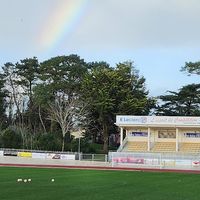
top-left (120, 127), bottom-right (123, 145)
top-left (148, 127), bottom-right (151, 151)
top-left (176, 128), bottom-right (179, 152)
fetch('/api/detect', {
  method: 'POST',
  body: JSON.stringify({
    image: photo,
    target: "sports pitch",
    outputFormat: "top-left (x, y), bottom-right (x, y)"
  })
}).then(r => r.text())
top-left (0, 167), bottom-right (200, 200)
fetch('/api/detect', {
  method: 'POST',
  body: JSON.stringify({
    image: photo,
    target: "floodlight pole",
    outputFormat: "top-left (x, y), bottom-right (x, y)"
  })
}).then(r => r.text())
top-left (78, 132), bottom-right (81, 160)
top-left (78, 136), bottom-right (81, 154)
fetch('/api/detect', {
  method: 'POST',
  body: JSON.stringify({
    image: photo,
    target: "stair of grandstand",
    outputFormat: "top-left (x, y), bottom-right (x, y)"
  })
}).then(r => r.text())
top-left (152, 142), bottom-right (176, 153)
top-left (127, 141), bottom-right (148, 152)
top-left (179, 143), bottom-right (200, 153)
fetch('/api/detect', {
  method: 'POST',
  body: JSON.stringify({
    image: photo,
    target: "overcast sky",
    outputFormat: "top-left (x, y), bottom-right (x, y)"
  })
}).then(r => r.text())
top-left (0, 0), bottom-right (200, 96)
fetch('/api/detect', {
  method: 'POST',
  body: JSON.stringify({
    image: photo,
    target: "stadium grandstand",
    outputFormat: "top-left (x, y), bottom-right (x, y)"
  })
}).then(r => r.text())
top-left (116, 115), bottom-right (200, 154)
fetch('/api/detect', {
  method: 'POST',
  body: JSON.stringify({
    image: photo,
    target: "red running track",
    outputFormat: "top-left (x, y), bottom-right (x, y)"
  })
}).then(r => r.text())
top-left (1, 163), bottom-right (200, 174)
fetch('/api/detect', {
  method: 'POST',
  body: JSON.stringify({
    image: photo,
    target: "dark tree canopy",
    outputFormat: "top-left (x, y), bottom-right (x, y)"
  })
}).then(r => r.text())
top-left (81, 61), bottom-right (155, 152)
top-left (155, 84), bottom-right (200, 116)
top-left (0, 55), bottom-right (154, 152)
top-left (181, 61), bottom-right (200, 75)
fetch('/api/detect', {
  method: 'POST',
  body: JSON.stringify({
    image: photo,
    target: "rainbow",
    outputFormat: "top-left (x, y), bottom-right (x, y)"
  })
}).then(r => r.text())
top-left (39, 0), bottom-right (89, 54)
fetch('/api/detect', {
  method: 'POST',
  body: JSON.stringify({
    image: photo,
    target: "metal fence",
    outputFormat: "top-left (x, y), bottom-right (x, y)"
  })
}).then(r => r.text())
top-left (109, 151), bottom-right (200, 170)
top-left (80, 154), bottom-right (108, 162)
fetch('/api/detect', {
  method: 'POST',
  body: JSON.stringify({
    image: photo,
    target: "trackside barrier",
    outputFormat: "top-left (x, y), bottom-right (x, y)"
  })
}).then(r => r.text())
top-left (0, 149), bottom-right (76, 160)
top-left (0, 148), bottom-right (108, 162)
top-left (18, 152), bottom-right (32, 158)
top-left (46, 153), bottom-right (75, 160)
top-left (32, 153), bottom-right (46, 159)
top-left (109, 152), bottom-right (200, 170)
top-left (17, 152), bottom-right (76, 160)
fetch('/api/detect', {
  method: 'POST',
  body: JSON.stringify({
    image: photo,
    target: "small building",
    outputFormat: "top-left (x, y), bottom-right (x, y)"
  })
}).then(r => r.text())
top-left (116, 115), bottom-right (200, 153)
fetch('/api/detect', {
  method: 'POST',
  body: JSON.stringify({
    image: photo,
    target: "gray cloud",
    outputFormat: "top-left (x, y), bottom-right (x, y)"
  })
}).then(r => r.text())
top-left (1, 0), bottom-right (200, 51)
top-left (70, 0), bottom-right (200, 49)
top-left (1, 0), bottom-right (200, 96)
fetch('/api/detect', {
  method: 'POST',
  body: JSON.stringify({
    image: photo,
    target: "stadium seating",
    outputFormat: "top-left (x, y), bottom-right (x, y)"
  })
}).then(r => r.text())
top-left (122, 140), bottom-right (200, 153)
top-left (127, 141), bottom-right (148, 152)
top-left (151, 142), bottom-right (176, 152)
top-left (179, 143), bottom-right (200, 153)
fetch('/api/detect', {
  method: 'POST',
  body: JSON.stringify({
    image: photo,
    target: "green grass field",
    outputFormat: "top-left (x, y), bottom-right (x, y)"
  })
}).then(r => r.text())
top-left (0, 167), bottom-right (200, 200)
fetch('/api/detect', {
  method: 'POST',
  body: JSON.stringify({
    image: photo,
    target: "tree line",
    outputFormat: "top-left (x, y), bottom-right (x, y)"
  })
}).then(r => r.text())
top-left (0, 54), bottom-right (199, 153)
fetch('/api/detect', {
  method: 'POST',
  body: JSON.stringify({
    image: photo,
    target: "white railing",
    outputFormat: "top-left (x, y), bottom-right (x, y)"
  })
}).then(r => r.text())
top-left (117, 136), bottom-right (128, 152)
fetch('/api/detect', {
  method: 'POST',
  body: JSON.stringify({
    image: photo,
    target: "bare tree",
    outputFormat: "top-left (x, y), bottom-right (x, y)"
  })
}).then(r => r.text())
top-left (48, 96), bottom-right (86, 151)
top-left (2, 62), bottom-right (26, 126)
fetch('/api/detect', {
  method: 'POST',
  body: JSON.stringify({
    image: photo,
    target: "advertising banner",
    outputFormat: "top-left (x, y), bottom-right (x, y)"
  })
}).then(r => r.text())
top-left (32, 153), bottom-right (46, 159)
top-left (192, 161), bottom-right (200, 167)
top-left (145, 158), bottom-right (160, 165)
top-left (185, 133), bottom-right (200, 138)
top-left (0, 151), bottom-right (3, 156)
top-left (60, 154), bottom-right (75, 160)
top-left (46, 153), bottom-right (75, 160)
top-left (112, 157), bottom-right (144, 164)
top-left (18, 152), bottom-right (32, 158)
top-left (116, 115), bottom-right (200, 126)
top-left (46, 153), bottom-right (61, 159)
top-left (176, 160), bottom-right (191, 166)
top-left (129, 132), bottom-right (148, 137)
top-left (4, 150), bottom-right (17, 156)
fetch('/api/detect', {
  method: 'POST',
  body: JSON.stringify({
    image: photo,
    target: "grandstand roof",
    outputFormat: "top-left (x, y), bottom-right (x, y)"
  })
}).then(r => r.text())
top-left (116, 115), bottom-right (200, 128)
